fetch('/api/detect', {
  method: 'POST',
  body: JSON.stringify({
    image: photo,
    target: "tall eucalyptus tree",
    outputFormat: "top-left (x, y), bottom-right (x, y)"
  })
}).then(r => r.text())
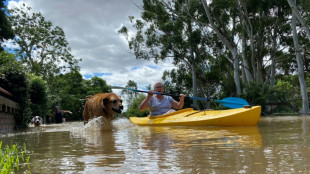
top-left (0, 0), bottom-right (14, 51)
top-left (119, 0), bottom-right (211, 108)
top-left (290, 0), bottom-right (309, 115)
top-left (201, 0), bottom-right (242, 95)
top-left (287, 0), bottom-right (310, 41)
top-left (6, 4), bottom-right (81, 80)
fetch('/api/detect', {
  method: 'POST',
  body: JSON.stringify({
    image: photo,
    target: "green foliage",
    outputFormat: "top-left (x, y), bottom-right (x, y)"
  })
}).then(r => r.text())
top-left (0, 51), bottom-right (19, 67)
top-left (0, 52), bottom-right (32, 128)
top-left (28, 74), bottom-right (48, 118)
top-left (6, 4), bottom-right (81, 79)
top-left (0, 141), bottom-right (31, 174)
top-left (47, 72), bottom-right (112, 121)
top-left (0, 0), bottom-right (14, 51)
top-left (56, 71), bottom-right (87, 121)
top-left (243, 82), bottom-right (266, 107)
top-left (59, 95), bottom-right (83, 121)
top-left (121, 80), bottom-right (138, 106)
top-left (241, 79), bottom-right (299, 114)
top-left (221, 77), bottom-right (237, 97)
top-left (83, 76), bottom-right (111, 96)
top-left (1, 0), bottom-right (310, 119)
top-left (29, 75), bottom-right (48, 105)
top-left (48, 71), bottom-right (81, 121)
top-left (117, 0), bottom-right (310, 114)
top-left (118, 0), bottom-right (214, 96)
top-left (124, 94), bottom-right (149, 118)
top-left (273, 80), bottom-right (294, 101)
top-left (162, 80), bottom-right (192, 108)
top-left (268, 79), bottom-right (299, 113)
top-left (163, 66), bottom-right (192, 95)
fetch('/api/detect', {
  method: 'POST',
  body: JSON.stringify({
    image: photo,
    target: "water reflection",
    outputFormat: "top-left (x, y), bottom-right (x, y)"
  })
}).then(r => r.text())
top-left (258, 116), bottom-right (310, 173)
top-left (1, 116), bottom-right (310, 173)
top-left (121, 126), bottom-right (262, 173)
top-left (83, 130), bottom-right (125, 170)
top-left (147, 126), bottom-right (262, 148)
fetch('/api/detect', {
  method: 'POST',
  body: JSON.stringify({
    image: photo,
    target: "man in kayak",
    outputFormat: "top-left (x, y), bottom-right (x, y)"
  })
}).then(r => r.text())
top-left (139, 82), bottom-right (185, 116)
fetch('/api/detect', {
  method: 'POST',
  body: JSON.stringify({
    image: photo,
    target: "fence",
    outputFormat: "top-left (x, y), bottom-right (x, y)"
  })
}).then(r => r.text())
top-left (0, 87), bottom-right (18, 134)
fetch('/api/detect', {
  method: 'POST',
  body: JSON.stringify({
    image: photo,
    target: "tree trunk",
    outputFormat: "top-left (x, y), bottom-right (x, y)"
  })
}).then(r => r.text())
top-left (232, 48), bottom-right (241, 95)
top-left (238, 1), bottom-right (255, 82)
top-left (241, 62), bottom-right (246, 90)
top-left (287, 0), bottom-right (310, 41)
top-left (241, 33), bottom-right (252, 85)
top-left (270, 24), bottom-right (278, 88)
top-left (191, 64), bottom-right (198, 109)
top-left (291, 6), bottom-right (309, 115)
top-left (201, 0), bottom-right (241, 95)
top-left (237, 1), bottom-right (257, 83)
top-left (256, 32), bottom-right (264, 83)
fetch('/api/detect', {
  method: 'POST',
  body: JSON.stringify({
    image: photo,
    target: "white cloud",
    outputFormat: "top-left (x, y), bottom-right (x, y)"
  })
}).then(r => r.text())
top-left (6, 0), bottom-right (178, 93)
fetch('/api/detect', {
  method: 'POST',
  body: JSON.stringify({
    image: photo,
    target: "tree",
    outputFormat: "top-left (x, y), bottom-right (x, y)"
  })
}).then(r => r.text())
top-left (121, 80), bottom-right (138, 106)
top-left (119, 0), bottom-right (309, 113)
top-left (6, 4), bottom-right (81, 79)
top-left (47, 72), bottom-right (112, 121)
top-left (0, 0), bottom-right (14, 51)
top-left (287, 0), bottom-right (310, 41)
top-left (57, 70), bottom-right (86, 121)
top-left (84, 76), bottom-right (112, 95)
top-left (290, 0), bottom-right (309, 115)
top-left (119, 0), bottom-right (213, 108)
top-left (29, 74), bottom-right (49, 119)
top-left (125, 93), bottom-right (149, 118)
top-left (201, 0), bottom-right (242, 95)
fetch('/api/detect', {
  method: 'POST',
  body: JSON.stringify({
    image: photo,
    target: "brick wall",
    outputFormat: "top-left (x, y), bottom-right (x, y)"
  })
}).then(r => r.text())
top-left (0, 94), bottom-right (19, 134)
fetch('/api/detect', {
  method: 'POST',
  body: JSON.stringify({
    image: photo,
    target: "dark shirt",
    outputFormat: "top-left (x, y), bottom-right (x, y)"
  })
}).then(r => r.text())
top-left (55, 111), bottom-right (63, 123)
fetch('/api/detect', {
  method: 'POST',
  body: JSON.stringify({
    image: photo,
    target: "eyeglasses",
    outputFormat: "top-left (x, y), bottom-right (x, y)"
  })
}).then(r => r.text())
top-left (155, 86), bottom-right (164, 89)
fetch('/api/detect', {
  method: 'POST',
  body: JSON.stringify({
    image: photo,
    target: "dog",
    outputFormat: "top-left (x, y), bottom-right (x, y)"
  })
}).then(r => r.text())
top-left (31, 116), bottom-right (43, 127)
top-left (83, 93), bottom-right (123, 125)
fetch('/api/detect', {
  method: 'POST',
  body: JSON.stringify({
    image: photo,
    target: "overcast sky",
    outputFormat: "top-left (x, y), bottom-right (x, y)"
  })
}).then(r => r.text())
top-left (6, 0), bottom-right (176, 93)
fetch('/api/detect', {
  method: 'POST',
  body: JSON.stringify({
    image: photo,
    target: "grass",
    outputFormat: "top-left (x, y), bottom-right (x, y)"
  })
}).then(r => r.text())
top-left (0, 141), bottom-right (31, 174)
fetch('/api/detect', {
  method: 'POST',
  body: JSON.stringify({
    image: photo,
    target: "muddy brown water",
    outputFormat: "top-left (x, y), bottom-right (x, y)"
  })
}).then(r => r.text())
top-left (1, 116), bottom-right (310, 174)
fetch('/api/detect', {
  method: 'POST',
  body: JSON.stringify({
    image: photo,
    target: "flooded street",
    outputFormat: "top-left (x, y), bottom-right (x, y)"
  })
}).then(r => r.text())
top-left (1, 116), bottom-right (310, 174)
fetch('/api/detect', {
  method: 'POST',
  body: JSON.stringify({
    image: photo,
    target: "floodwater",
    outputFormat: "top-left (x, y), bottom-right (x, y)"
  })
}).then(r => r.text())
top-left (1, 115), bottom-right (310, 174)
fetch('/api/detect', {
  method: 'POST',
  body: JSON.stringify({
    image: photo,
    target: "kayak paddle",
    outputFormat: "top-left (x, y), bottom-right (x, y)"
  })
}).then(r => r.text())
top-left (111, 86), bottom-right (249, 109)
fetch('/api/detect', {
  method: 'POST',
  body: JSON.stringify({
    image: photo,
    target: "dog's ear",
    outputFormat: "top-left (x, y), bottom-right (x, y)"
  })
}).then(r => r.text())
top-left (103, 98), bottom-right (110, 105)
top-left (31, 117), bottom-right (34, 123)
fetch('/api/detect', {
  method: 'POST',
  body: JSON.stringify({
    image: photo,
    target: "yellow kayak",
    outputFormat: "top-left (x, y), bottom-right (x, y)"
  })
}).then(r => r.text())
top-left (130, 106), bottom-right (261, 126)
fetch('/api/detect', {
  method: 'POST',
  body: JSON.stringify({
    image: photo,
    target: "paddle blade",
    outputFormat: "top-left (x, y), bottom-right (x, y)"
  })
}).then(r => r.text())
top-left (215, 97), bottom-right (249, 109)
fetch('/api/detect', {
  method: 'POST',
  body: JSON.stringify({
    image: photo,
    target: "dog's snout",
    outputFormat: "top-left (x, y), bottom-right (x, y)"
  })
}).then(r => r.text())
top-left (119, 105), bottom-right (123, 110)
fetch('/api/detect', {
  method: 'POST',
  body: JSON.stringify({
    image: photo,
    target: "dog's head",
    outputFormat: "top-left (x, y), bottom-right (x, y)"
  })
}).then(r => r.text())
top-left (102, 93), bottom-right (123, 114)
top-left (31, 116), bottom-right (43, 126)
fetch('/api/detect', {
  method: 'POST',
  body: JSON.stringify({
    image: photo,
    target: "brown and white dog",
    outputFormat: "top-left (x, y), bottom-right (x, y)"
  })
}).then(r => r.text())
top-left (83, 93), bottom-right (123, 125)
top-left (31, 116), bottom-right (43, 127)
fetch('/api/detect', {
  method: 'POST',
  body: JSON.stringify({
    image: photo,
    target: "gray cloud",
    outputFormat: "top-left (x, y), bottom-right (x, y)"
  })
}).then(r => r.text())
top-left (7, 0), bottom-right (176, 93)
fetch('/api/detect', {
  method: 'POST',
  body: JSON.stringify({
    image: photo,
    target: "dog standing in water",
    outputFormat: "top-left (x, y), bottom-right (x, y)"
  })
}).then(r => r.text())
top-left (83, 93), bottom-right (123, 126)
top-left (31, 116), bottom-right (43, 127)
